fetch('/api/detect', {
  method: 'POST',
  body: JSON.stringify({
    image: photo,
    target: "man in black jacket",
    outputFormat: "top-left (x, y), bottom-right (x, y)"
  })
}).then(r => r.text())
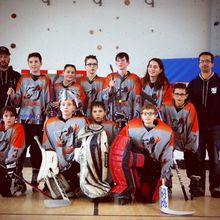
top-left (188, 51), bottom-right (220, 198)
top-left (0, 46), bottom-right (21, 112)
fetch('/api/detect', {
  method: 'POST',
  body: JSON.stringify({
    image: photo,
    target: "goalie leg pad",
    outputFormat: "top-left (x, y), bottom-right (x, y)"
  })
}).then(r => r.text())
top-left (79, 132), bottom-right (111, 199)
top-left (110, 135), bottom-right (144, 198)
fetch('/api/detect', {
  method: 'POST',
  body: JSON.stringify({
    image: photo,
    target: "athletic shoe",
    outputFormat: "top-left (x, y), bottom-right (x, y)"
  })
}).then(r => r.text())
top-left (189, 175), bottom-right (204, 197)
top-left (210, 187), bottom-right (220, 198)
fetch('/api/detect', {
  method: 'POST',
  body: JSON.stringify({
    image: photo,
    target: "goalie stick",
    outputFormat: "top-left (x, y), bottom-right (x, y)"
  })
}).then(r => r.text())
top-left (159, 178), bottom-right (194, 216)
top-left (34, 136), bottom-right (71, 208)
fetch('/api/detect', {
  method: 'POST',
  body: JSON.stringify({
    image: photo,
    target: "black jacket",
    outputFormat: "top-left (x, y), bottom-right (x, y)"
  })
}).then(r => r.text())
top-left (188, 72), bottom-right (220, 127)
top-left (0, 66), bottom-right (21, 111)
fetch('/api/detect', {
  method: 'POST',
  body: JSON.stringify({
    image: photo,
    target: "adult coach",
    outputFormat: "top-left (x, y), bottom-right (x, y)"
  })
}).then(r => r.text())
top-left (188, 51), bottom-right (220, 198)
top-left (0, 46), bottom-right (21, 111)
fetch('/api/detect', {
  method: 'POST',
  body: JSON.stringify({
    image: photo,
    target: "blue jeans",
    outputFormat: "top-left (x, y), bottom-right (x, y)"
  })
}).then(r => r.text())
top-left (198, 125), bottom-right (220, 190)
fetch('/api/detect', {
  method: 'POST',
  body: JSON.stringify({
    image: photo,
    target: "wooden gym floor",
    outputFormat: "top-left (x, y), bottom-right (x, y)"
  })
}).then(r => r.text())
top-left (0, 168), bottom-right (220, 220)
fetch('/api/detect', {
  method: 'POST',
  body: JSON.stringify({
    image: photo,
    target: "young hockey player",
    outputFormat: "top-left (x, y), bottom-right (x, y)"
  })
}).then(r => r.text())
top-left (0, 106), bottom-right (26, 197)
top-left (89, 101), bottom-right (119, 146)
top-left (160, 83), bottom-right (204, 197)
top-left (41, 90), bottom-right (87, 196)
top-left (75, 102), bottom-right (116, 200)
top-left (7, 52), bottom-right (51, 188)
top-left (102, 52), bottom-right (142, 129)
top-left (110, 104), bottom-right (174, 204)
top-left (47, 64), bottom-right (86, 117)
top-left (77, 55), bottom-right (104, 117)
top-left (141, 58), bottom-right (172, 108)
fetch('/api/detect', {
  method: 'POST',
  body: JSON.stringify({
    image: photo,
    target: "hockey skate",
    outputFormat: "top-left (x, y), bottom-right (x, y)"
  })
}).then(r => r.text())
top-left (189, 175), bottom-right (204, 199)
top-left (210, 187), bottom-right (220, 198)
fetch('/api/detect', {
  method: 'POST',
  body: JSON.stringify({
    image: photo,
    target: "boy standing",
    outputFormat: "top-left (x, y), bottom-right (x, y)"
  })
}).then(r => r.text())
top-left (77, 55), bottom-right (104, 117)
top-left (7, 52), bottom-right (51, 187)
top-left (102, 52), bottom-right (141, 129)
top-left (0, 106), bottom-right (26, 197)
top-left (160, 83), bottom-right (203, 197)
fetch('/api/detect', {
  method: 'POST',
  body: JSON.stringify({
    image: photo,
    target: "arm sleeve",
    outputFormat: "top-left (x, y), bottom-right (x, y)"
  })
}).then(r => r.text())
top-left (184, 104), bottom-right (199, 153)
top-left (5, 124), bottom-right (25, 164)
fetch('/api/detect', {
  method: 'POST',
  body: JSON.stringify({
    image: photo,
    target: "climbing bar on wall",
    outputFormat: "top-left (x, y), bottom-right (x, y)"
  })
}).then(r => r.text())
top-left (145, 0), bottom-right (154, 7)
top-left (93, 0), bottom-right (102, 6)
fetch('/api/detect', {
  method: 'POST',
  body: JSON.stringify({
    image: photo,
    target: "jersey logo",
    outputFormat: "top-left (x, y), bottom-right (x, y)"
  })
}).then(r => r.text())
top-left (172, 117), bottom-right (185, 134)
top-left (211, 87), bottom-right (217, 94)
top-left (25, 84), bottom-right (41, 101)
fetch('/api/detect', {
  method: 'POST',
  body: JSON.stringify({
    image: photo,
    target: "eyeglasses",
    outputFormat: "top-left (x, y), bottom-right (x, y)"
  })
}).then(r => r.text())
top-left (173, 93), bottom-right (186, 97)
top-left (141, 112), bottom-right (155, 116)
top-left (86, 63), bottom-right (98, 67)
top-left (199, 60), bottom-right (212, 64)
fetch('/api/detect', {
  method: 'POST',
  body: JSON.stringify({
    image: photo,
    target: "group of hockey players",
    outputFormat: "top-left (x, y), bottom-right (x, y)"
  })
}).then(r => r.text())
top-left (0, 45), bottom-right (220, 205)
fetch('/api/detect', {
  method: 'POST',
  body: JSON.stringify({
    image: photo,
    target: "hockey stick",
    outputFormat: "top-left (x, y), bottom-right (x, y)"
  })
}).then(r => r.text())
top-left (5, 79), bottom-right (13, 106)
top-left (173, 158), bottom-right (188, 201)
top-left (159, 178), bottom-right (194, 216)
top-left (0, 163), bottom-right (51, 198)
top-left (110, 64), bottom-right (115, 121)
top-left (34, 136), bottom-right (71, 208)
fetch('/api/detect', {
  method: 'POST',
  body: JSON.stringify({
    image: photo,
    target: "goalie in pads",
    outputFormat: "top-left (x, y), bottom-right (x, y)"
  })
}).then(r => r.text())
top-left (75, 101), bottom-right (119, 199)
top-left (38, 90), bottom-right (87, 198)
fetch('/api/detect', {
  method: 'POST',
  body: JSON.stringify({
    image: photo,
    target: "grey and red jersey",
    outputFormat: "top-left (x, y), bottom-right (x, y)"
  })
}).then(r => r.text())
top-left (120, 118), bottom-right (174, 181)
top-left (0, 123), bottom-right (25, 165)
top-left (11, 74), bottom-right (51, 125)
top-left (54, 81), bottom-right (86, 111)
top-left (77, 75), bottom-right (104, 117)
top-left (42, 116), bottom-right (87, 171)
top-left (141, 79), bottom-right (172, 108)
top-left (160, 101), bottom-right (199, 152)
top-left (88, 119), bottom-right (120, 146)
top-left (102, 72), bottom-right (142, 121)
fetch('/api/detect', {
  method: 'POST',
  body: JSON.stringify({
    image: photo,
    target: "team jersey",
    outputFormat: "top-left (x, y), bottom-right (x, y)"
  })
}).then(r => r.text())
top-left (141, 79), bottom-right (172, 108)
top-left (77, 75), bottom-right (104, 117)
top-left (120, 118), bottom-right (174, 181)
top-left (42, 116), bottom-right (87, 171)
top-left (102, 71), bottom-right (142, 121)
top-left (160, 101), bottom-right (199, 152)
top-left (0, 123), bottom-right (25, 165)
top-left (88, 118), bottom-right (120, 146)
top-left (54, 81), bottom-right (86, 113)
top-left (11, 74), bottom-right (51, 125)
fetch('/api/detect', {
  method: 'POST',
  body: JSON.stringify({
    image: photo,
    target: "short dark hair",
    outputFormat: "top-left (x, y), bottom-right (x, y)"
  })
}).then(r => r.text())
top-left (64, 64), bottom-right (76, 71)
top-left (199, 51), bottom-right (214, 63)
top-left (173, 83), bottom-right (187, 93)
top-left (27, 52), bottom-right (42, 63)
top-left (115, 52), bottom-right (129, 62)
top-left (91, 101), bottom-right (106, 112)
top-left (141, 104), bottom-right (157, 114)
top-left (84, 55), bottom-right (98, 65)
top-left (1, 106), bottom-right (18, 118)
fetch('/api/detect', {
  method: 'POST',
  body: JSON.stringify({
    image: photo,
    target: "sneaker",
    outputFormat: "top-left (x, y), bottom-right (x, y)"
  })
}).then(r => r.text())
top-left (189, 175), bottom-right (204, 197)
top-left (210, 187), bottom-right (220, 198)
